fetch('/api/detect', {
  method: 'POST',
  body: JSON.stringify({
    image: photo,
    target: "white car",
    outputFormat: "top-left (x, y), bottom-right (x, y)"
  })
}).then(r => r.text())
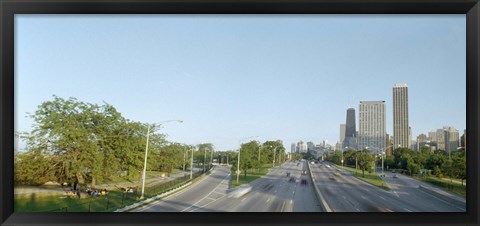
top-left (228, 184), bottom-right (252, 198)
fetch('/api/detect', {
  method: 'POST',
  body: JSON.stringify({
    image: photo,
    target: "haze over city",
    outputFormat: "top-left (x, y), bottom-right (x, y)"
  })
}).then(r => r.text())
top-left (15, 14), bottom-right (465, 151)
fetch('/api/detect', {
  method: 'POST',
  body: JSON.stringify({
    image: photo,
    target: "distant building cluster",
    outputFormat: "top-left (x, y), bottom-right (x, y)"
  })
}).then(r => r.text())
top-left (291, 140), bottom-right (332, 159)
top-left (289, 83), bottom-right (465, 159)
top-left (334, 83), bottom-right (465, 156)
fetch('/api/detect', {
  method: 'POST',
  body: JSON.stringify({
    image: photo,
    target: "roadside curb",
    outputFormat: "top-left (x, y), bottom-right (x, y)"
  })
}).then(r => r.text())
top-left (114, 181), bottom-right (193, 212)
top-left (417, 185), bottom-right (466, 208)
top-left (307, 161), bottom-right (333, 212)
top-left (115, 166), bottom-right (216, 212)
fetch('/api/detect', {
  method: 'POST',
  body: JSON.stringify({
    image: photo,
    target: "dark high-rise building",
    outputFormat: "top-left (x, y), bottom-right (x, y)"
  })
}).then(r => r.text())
top-left (393, 83), bottom-right (409, 149)
top-left (343, 107), bottom-right (357, 150)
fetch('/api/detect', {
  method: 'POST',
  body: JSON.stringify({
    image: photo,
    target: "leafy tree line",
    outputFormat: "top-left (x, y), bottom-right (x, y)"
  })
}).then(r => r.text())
top-left (324, 146), bottom-right (466, 184)
top-left (14, 96), bottom-right (210, 187)
top-left (229, 140), bottom-right (286, 177)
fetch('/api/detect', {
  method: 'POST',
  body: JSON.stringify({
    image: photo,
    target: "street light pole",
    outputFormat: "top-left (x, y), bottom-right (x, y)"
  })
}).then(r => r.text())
top-left (190, 146), bottom-right (194, 179)
top-left (381, 151), bottom-right (384, 175)
top-left (183, 147), bottom-right (186, 171)
top-left (273, 147), bottom-right (277, 167)
top-left (210, 149), bottom-right (213, 166)
top-left (140, 125), bottom-right (151, 199)
top-left (236, 149), bottom-right (241, 185)
top-left (203, 147), bottom-right (207, 173)
top-left (140, 120), bottom-right (182, 199)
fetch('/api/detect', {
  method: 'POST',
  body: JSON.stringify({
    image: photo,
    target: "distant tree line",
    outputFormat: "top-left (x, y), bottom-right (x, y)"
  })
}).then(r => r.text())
top-left (229, 140), bottom-right (286, 177)
top-left (324, 146), bottom-right (466, 184)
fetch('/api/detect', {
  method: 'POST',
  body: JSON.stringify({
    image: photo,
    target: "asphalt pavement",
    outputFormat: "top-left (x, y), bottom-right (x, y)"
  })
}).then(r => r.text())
top-left (132, 160), bottom-right (322, 212)
top-left (310, 162), bottom-right (465, 212)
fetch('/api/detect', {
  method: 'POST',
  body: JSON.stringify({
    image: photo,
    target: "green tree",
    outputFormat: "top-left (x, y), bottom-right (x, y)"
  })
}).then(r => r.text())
top-left (356, 149), bottom-right (375, 177)
top-left (406, 158), bottom-right (420, 175)
top-left (196, 143), bottom-right (215, 172)
top-left (17, 96), bottom-right (166, 187)
top-left (344, 149), bottom-right (358, 167)
top-left (239, 141), bottom-right (259, 177)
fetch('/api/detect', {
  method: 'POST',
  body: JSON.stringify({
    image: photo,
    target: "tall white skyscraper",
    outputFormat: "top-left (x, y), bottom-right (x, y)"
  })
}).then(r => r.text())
top-left (340, 123), bottom-right (346, 144)
top-left (393, 83), bottom-right (409, 149)
top-left (358, 101), bottom-right (386, 153)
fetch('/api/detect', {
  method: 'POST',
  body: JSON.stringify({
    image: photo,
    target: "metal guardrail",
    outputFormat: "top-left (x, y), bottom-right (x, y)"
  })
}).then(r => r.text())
top-left (306, 161), bottom-right (333, 212)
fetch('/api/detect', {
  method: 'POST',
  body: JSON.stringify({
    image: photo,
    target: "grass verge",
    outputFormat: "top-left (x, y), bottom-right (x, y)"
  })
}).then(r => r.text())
top-left (336, 165), bottom-right (390, 190)
top-left (413, 175), bottom-right (466, 197)
top-left (230, 165), bottom-right (271, 188)
top-left (14, 173), bottom-right (203, 212)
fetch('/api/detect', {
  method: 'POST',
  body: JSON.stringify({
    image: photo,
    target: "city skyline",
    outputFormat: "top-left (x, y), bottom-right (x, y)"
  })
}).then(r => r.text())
top-left (15, 15), bottom-right (466, 151)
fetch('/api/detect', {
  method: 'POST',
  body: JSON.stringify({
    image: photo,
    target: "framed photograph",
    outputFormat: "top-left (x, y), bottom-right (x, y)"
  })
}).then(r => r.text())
top-left (1, 0), bottom-right (479, 226)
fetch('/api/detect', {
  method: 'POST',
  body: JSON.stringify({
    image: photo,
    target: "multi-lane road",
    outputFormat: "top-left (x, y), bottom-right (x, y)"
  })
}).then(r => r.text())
top-left (132, 160), bottom-right (321, 212)
top-left (131, 160), bottom-right (465, 212)
top-left (310, 161), bottom-right (465, 212)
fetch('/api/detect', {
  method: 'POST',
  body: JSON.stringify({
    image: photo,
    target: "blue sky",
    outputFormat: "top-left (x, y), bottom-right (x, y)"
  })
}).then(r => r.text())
top-left (15, 15), bottom-right (466, 151)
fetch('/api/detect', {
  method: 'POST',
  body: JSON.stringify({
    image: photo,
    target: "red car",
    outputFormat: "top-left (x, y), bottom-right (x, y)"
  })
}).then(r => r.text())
top-left (301, 178), bottom-right (308, 185)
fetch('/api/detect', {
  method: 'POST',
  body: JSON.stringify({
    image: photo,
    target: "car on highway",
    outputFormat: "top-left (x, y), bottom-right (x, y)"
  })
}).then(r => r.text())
top-left (289, 177), bottom-right (296, 183)
top-left (393, 174), bottom-right (398, 178)
top-left (300, 178), bottom-right (308, 185)
top-left (301, 170), bottom-right (307, 175)
top-left (228, 184), bottom-right (252, 198)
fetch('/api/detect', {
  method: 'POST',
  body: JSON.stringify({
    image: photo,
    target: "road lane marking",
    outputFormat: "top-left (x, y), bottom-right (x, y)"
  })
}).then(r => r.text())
top-left (267, 198), bottom-right (271, 202)
top-left (290, 200), bottom-right (293, 204)
top-left (393, 191), bottom-right (400, 197)
top-left (206, 197), bottom-right (216, 201)
top-left (241, 197), bottom-right (246, 202)
top-left (379, 195), bottom-right (386, 200)
top-left (181, 172), bottom-right (231, 212)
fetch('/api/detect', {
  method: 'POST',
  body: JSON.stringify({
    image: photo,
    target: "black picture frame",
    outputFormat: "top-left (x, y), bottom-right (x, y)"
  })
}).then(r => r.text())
top-left (1, 0), bottom-right (479, 226)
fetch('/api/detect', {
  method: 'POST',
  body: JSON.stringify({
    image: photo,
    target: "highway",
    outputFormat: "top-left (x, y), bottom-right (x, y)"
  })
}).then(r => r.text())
top-left (131, 159), bottom-right (464, 212)
top-left (132, 160), bottom-right (322, 212)
top-left (199, 160), bottom-right (322, 212)
top-left (310, 161), bottom-right (465, 212)
top-left (382, 171), bottom-right (466, 211)
top-left (131, 165), bottom-right (231, 212)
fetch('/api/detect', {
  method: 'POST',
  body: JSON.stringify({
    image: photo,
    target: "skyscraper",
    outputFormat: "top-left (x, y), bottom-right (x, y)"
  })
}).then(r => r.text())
top-left (358, 101), bottom-right (386, 153)
top-left (343, 108), bottom-right (357, 150)
top-left (417, 133), bottom-right (428, 151)
top-left (444, 126), bottom-right (459, 154)
top-left (393, 83), bottom-right (409, 149)
top-left (340, 124), bottom-right (346, 144)
top-left (437, 128), bottom-right (446, 150)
